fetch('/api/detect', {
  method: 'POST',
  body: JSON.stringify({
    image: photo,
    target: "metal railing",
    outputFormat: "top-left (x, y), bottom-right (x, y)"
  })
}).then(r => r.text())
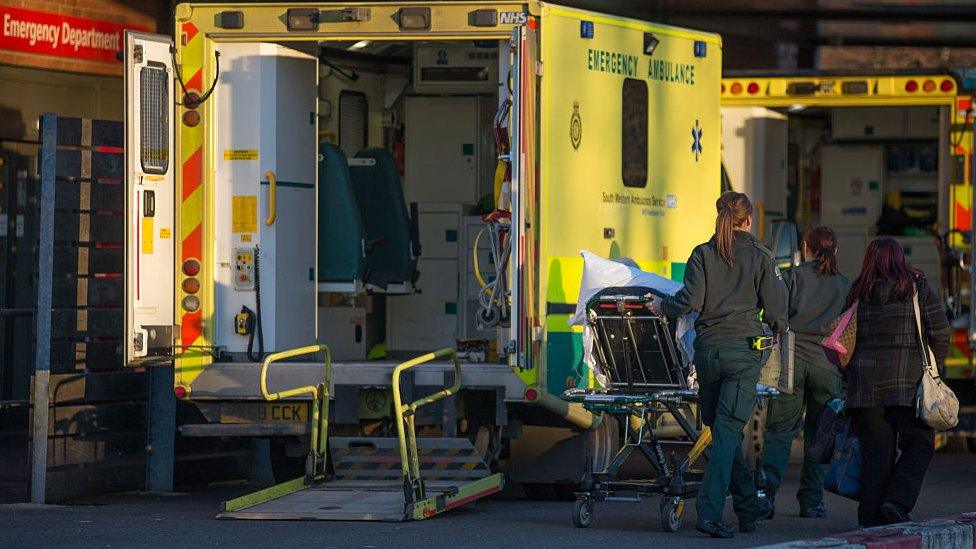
top-left (393, 348), bottom-right (461, 503)
top-left (259, 343), bottom-right (332, 480)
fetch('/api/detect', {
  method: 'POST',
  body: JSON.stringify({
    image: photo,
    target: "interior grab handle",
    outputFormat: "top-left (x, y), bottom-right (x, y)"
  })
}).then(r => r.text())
top-left (264, 170), bottom-right (277, 226)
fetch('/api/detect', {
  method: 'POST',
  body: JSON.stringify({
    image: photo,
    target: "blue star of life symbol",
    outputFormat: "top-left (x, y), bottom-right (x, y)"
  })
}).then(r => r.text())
top-left (691, 119), bottom-right (703, 161)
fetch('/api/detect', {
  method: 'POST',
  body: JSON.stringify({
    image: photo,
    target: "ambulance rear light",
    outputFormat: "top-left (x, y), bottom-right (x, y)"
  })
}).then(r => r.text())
top-left (182, 295), bottom-right (200, 312)
top-left (730, 82), bottom-right (743, 95)
top-left (182, 278), bottom-right (200, 294)
top-left (786, 82), bottom-right (816, 95)
top-left (941, 79), bottom-right (955, 92)
top-left (923, 79), bottom-right (936, 93)
top-left (286, 8), bottom-right (318, 30)
top-left (396, 8), bottom-right (431, 30)
top-left (469, 9), bottom-right (497, 27)
top-left (721, 83), bottom-right (725, 93)
top-left (841, 81), bottom-right (868, 95)
top-left (747, 82), bottom-right (760, 94)
top-left (217, 11), bottom-right (244, 29)
top-left (182, 258), bottom-right (201, 277)
top-left (174, 385), bottom-right (189, 399)
top-left (905, 80), bottom-right (919, 92)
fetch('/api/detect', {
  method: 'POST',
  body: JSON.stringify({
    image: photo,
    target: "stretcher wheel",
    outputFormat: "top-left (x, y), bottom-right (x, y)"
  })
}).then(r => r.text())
top-left (660, 497), bottom-right (684, 532)
top-left (573, 499), bottom-right (593, 528)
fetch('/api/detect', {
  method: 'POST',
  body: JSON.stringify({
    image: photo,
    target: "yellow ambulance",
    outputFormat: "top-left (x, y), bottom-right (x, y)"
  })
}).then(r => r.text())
top-left (123, 1), bottom-right (722, 513)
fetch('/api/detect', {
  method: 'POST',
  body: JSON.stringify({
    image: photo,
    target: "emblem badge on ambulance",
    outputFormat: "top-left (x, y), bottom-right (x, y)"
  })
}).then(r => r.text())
top-left (570, 101), bottom-right (582, 150)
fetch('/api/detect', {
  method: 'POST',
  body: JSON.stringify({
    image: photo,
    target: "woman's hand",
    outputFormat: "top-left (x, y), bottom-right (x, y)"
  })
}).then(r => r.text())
top-left (644, 294), bottom-right (663, 316)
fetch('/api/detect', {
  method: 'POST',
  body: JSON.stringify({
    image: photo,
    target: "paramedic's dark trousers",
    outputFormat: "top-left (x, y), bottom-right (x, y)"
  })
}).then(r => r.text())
top-left (694, 343), bottom-right (763, 523)
top-left (850, 406), bottom-right (934, 526)
top-left (762, 358), bottom-right (843, 511)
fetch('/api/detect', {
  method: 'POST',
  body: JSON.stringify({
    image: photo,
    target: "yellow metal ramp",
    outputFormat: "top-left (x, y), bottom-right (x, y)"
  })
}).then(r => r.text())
top-left (217, 346), bottom-right (504, 521)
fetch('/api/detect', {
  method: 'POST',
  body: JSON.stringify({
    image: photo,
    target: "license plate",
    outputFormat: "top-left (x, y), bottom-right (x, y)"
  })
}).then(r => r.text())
top-left (220, 402), bottom-right (308, 424)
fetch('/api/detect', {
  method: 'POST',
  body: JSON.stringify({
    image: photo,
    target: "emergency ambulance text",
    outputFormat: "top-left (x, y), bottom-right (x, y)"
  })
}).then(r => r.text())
top-left (587, 49), bottom-right (639, 77)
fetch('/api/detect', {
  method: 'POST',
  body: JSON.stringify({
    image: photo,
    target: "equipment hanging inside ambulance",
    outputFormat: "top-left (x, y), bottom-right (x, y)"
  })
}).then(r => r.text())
top-left (123, 1), bottom-right (723, 505)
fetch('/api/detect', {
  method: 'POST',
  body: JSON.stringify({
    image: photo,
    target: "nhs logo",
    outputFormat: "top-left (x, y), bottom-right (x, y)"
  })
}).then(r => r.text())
top-left (499, 11), bottom-right (528, 25)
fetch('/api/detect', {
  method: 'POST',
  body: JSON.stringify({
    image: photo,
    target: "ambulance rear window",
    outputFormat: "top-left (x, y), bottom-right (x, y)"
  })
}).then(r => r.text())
top-left (140, 63), bottom-right (169, 174)
top-left (622, 78), bottom-right (647, 188)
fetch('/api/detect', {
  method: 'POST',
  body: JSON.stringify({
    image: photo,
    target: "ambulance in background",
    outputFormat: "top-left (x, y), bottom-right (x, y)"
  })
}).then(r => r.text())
top-left (721, 71), bottom-right (976, 441)
top-left (123, 2), bottom-right (722, 490)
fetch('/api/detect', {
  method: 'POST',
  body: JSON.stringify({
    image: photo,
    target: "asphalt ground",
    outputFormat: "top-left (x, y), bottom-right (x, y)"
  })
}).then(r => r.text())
top-left (2, 454), bottom-right (975, 549)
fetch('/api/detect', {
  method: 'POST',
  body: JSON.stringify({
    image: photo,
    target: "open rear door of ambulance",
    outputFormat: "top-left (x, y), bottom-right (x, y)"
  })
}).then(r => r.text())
top-left (123, 31), bottom-right (176, 364)
top-left (510, 22), bottom-right (541, 370)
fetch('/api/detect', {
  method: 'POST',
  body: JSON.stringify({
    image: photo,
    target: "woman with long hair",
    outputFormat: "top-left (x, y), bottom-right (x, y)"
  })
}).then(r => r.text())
top-left (648, 191), bottom-right (786, 538)
top-left (761, 226), bottom-right (850, 519)
top-left (845, 236), bottom-right (949, 526)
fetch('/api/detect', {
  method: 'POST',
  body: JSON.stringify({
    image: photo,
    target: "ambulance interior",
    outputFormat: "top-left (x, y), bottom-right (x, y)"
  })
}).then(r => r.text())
top-left (306, 39), bottom-right (509, 362)
top-left (723, 103), bottom-right (946, 290)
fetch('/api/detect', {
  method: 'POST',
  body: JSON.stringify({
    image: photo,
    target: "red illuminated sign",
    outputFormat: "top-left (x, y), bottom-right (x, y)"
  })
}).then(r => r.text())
top-left (0, 6), bottom-right (148, 63)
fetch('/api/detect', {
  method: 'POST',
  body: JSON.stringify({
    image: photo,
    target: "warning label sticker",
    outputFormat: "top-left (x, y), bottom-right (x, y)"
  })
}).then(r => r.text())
top-left (159, 228), bottom-right (171, 239)
top-left (232, 195), bottom-right (257, 234)
top-left (224, 149), bottom-right (258, 161)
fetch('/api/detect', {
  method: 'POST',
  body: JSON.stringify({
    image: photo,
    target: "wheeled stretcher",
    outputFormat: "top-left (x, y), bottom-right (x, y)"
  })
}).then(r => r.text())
top-left (562, 289), bottom-right (706, 532)
top-left (562, 289), bottom-right (780, 532)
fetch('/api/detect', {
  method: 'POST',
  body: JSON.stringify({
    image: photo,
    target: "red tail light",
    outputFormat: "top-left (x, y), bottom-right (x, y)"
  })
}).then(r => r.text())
top-left (905, 80), bottom-right (919, 92)
top-left (747, 82), bottom-right (760, 94)
top-left (721, 83), bottom-right (726, 93)
top-left (524, 387), bottom-right (539, 402)
top-left (941, 79), bottom-right (954, 92)
top-left (174, 385), bottom-right (188, 399)
top-left (182, 258), bottom-right (201, 276)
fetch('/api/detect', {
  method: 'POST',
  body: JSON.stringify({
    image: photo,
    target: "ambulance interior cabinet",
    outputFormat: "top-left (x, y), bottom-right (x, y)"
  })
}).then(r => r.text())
top-left (820, 144), bottom-right (884, 229)
top-left (721, 107), bottom-right (788, 227)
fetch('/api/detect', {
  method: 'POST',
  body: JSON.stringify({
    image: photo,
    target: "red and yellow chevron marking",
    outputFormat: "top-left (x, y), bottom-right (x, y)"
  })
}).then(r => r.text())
top-left (175, 19), bottom-right (210, 387)
top-left (951, 97), bottom-right (974, 234)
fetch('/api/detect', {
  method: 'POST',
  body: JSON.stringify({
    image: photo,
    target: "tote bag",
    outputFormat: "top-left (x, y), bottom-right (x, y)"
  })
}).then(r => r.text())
top-left (824, 428), bottom-right (861, 501)
top-left (822, 302), bottom-right (858, 368)
top-left (912, 291), bottom-right (959, 430)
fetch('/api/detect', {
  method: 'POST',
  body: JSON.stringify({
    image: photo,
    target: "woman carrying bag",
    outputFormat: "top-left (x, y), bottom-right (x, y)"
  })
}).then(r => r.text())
top-left (762, 227), bottom-right (850, 519)
top-left (843, 236), bottom-right (950, 527)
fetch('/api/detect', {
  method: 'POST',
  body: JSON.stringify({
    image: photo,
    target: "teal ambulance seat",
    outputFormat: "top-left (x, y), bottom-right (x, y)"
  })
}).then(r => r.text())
top-left (318, 142), bottom-right (366, 288)
top-left (350, 148), bottom-right (417, 293)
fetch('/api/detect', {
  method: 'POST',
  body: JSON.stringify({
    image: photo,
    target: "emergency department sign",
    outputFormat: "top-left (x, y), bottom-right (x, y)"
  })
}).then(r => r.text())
top-left (0, 4), bottom-right (151, 73)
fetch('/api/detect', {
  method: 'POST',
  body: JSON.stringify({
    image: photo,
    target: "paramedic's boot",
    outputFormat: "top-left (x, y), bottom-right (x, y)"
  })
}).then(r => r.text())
top-left (880, 502), bottom-right (912, 524)
top-left (695, 520), bottom-right (735, 539)
top-left (739, 497), bottom-right (774, 533)
top-left (799, 501), bottom-right (828, 518)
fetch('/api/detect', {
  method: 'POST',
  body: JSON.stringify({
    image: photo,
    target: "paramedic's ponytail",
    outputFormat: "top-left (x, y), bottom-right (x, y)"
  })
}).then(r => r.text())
top-left (803, 226), bottom-right (840, 276)
top-left (715, 191), bottom-right (753, 267)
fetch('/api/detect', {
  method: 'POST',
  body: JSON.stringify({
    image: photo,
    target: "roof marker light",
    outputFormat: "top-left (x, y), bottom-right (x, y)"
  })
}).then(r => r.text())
top-left (730, 82), bottom-right (743, 95)
top-left (923, 79), bottom-right (936, 93)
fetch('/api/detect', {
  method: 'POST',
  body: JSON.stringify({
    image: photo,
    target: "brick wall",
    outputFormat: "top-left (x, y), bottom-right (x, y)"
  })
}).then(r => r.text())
top-left (819, 46), bottom-right (976, 71)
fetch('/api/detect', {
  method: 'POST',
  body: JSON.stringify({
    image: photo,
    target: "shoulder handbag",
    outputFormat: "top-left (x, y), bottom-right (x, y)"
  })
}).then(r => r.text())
top-left (822, 302), bottom-right (858, 368)
top-left (912, 290), bottom-right (960, 430)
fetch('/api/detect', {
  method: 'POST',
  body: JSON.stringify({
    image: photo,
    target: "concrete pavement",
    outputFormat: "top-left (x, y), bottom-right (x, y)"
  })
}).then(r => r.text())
top-left (2, 454), bottom-right (975, 548)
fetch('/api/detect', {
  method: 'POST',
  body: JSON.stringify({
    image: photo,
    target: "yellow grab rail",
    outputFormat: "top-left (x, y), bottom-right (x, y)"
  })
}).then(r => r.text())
top-left (259, 343), bottom-right (332, 480)
top-left (392, 348), bottom-right (461, 501)
top-left (264, 170), bottom-right (277, 226)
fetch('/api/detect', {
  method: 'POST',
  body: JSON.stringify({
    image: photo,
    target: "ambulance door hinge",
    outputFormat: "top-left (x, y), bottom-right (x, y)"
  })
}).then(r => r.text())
top-left (535, 61), bottom-right (543, 76)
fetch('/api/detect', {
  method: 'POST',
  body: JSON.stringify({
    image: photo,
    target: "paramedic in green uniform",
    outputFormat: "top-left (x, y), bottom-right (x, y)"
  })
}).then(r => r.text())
top-left (761, 227), bottom-right (849, 518)
top-left (648, 191), bottom-right (785, 538)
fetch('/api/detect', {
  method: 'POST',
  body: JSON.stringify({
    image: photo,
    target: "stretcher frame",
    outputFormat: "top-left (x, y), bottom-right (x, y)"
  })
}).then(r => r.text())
top-left (562, 291), bottom-right (707, 532)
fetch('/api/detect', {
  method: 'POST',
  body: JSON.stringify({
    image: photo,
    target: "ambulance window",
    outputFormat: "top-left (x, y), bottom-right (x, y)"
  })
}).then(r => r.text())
top-left (339, 90), bottom-right (368, 157)
top-left (140, 62), bottom-right (169, 174)
top-left (621, 78), bottom-right (648, 188)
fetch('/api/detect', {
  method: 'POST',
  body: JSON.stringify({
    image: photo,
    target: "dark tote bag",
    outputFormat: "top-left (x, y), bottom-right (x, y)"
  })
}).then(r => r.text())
top-left (823, 409), bottom-right (862, 501)
top-left (810, 398), bottom-right (847, 464)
